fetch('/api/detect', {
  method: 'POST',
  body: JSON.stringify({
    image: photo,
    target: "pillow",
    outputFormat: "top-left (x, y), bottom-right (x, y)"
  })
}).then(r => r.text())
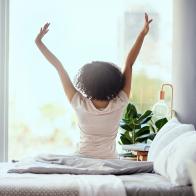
top-left (147, 118), bottom-right (180, 161)
top-left (153, 117), bottom-right (180, 139)
top-left (154, 131), bottom-right (196, 185)
top-left (148, 119), bottom-right (194, 161)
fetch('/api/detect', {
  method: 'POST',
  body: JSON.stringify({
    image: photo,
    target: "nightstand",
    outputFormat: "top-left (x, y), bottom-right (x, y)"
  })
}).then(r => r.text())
top-left (120, 144), bottom-right (150, 161)
top-left (119, 151), bottom-right (148, 161)
top-left (135, 151), bottom-right (148, 161)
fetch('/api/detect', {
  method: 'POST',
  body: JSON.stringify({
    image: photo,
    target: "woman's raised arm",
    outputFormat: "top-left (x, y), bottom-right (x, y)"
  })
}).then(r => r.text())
top-left (122, 13), bottom-right (152, 97)
top-left (35, 23), bottom-right (77, 102)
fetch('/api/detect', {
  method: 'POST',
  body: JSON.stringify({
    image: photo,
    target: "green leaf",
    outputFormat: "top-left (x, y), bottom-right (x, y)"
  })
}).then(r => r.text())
top-left (149, 123), bottom-right (157, 133)
top-left (124, 131), bottom-right (133, 143)
top-left (135, 132), bottom-right (155, 143)
top-left (120, 119), bottom-right (140, 131)
top-left (125, 103), bottom-right (137, 119)
top-left (135, 126), bottom-right (150, 138)
top-left (135, 136), bottom-right (148, 143)
top-left (120, 118), bottom-right (131, 123)
top-left (133, 124), bottom-right (141, 130)
top-left (155, 118), bottom-right (168, 131)
top-left (140, 116), bottom-right (152, 124)
top-left (124, 103), bottom-right (131, 119)
top-left (120, 134), bottom-right (132, 144)
top-left (136, 110), bottom-right (152, 124)
top-left (120, 122), bottom-right (132, 131)
top-left (148, 133), bottom-right (157, 140)
top-left (137, 113), bottom-right (142, 118)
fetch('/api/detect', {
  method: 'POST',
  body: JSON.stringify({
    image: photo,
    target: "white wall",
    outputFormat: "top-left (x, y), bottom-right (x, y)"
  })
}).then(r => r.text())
top-left (173, 0), bottom-right (196, 127)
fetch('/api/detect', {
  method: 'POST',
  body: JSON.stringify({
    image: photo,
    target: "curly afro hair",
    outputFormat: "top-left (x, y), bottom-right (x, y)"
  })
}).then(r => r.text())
top-left (74, 61), bottom-right (125, 101)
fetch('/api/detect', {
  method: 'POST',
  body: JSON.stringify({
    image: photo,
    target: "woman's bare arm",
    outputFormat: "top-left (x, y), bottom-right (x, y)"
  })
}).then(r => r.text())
top-left (35, 23), bottom-right (76, 102)
top-left (122, 13), bottom-right (152, 97)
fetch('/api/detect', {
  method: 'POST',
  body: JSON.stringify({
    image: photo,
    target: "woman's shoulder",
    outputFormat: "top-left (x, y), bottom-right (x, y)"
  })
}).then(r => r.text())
top-left (116, 90), bottom-right (129, 104)
top-left (70, 91), bottom-right (85, 109)
top-left (70, 90), bottom-right (129, 112)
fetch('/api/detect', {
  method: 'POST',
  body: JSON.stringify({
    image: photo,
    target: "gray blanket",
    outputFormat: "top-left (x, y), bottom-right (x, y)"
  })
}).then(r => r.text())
top-left (8, 154), bottom-right (153, 175)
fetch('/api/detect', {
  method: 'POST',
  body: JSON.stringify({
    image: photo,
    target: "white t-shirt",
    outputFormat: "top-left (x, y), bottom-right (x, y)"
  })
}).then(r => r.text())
top-left (71, 90), bottom-right (129, 159)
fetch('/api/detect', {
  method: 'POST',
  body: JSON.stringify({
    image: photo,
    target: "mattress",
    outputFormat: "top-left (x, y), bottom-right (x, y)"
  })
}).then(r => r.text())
top-left (0, 163), bottom-right (194, 196)
top-left (119, 173), bottom-right (194, 196)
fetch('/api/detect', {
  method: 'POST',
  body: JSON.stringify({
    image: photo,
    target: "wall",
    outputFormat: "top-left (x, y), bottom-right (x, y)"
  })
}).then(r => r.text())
top-left (173, 0), bottom-right (196, 127)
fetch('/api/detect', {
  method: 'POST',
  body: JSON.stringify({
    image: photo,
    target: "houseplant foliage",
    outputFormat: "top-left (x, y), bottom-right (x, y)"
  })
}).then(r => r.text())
top-left (119, 103), bottom-right (168, 145)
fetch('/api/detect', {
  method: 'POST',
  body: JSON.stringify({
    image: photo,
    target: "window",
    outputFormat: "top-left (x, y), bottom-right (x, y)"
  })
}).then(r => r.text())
top-left (8, 0), bottom-right (173, 160)
top-left (0, 0), bottom-right (9, 161)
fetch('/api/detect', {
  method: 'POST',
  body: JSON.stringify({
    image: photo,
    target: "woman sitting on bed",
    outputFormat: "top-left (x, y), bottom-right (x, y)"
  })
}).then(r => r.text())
top-left (35, 13), bottom-right (152, 159)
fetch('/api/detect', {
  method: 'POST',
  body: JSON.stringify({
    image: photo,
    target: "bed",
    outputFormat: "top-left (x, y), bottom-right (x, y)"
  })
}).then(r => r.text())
top-left (120, 173), bottom-right (193, 196)
top-left (0, 157), bottom-right (194, 196)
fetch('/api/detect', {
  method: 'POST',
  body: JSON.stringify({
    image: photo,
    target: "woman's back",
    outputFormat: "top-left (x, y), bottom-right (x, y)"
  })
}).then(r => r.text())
top-left (71, 90), bottom-right (129, 159)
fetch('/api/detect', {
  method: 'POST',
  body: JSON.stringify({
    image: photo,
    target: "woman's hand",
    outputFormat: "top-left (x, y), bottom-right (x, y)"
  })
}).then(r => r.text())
top-left (141, 13), bottom-right (152, 36)
top-left (35, 22), bottom-right (50, 44)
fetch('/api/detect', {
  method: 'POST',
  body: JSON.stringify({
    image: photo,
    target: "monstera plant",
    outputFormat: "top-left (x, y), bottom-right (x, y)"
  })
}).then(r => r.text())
top-left (119, 103), bottom-right (168, 145)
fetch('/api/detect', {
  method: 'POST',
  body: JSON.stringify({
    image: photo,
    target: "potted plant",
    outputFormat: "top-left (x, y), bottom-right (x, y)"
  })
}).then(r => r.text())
top-left (119, 103), bottom-right (168, 145)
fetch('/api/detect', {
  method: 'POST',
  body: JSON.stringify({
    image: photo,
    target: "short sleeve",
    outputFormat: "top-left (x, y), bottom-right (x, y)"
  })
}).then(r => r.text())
top-left (118, 90), bottom-right (129, 105)
top-left (70, 91), bottom-right (83, 109)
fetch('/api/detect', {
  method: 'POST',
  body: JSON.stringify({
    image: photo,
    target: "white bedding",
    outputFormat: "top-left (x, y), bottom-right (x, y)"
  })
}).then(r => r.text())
top-left (7, 154), bottom-right (153, 175)
top-left (0, 161), bottom-right (126, 196)
top-left (0, 161), bottom-right (194, 196)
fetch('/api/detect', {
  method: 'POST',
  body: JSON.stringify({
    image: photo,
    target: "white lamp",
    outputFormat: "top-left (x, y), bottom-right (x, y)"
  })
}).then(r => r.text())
top-left (152, 83), bottom-right (174, 120)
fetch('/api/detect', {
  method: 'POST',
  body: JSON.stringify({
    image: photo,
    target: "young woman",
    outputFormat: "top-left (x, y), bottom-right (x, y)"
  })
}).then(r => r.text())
top-left (35, 13), bottom-right (152, 159)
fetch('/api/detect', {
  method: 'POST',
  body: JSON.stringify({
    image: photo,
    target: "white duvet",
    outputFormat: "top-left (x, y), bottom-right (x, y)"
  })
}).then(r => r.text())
top-left (0, 158), bottom-right (127, 196)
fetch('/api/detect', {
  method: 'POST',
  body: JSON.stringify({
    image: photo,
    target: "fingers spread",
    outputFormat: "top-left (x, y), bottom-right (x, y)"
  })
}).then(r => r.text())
top-left (145, 13), bottom-right (148, 22)
top-left (145, 13), bottom-right (153, 24)
top-left (44, 29), bottom-right (49, 35)
top-left (149, 19), bottom-right (153, 24)
top-left (39, 22), bottom-right (50, 35)
top-left (44, 22), bottom-right (50, 29)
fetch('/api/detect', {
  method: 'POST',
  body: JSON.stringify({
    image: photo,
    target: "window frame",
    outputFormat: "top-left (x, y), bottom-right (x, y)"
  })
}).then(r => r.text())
top-left (0, 0), bottom-right (9, 162)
